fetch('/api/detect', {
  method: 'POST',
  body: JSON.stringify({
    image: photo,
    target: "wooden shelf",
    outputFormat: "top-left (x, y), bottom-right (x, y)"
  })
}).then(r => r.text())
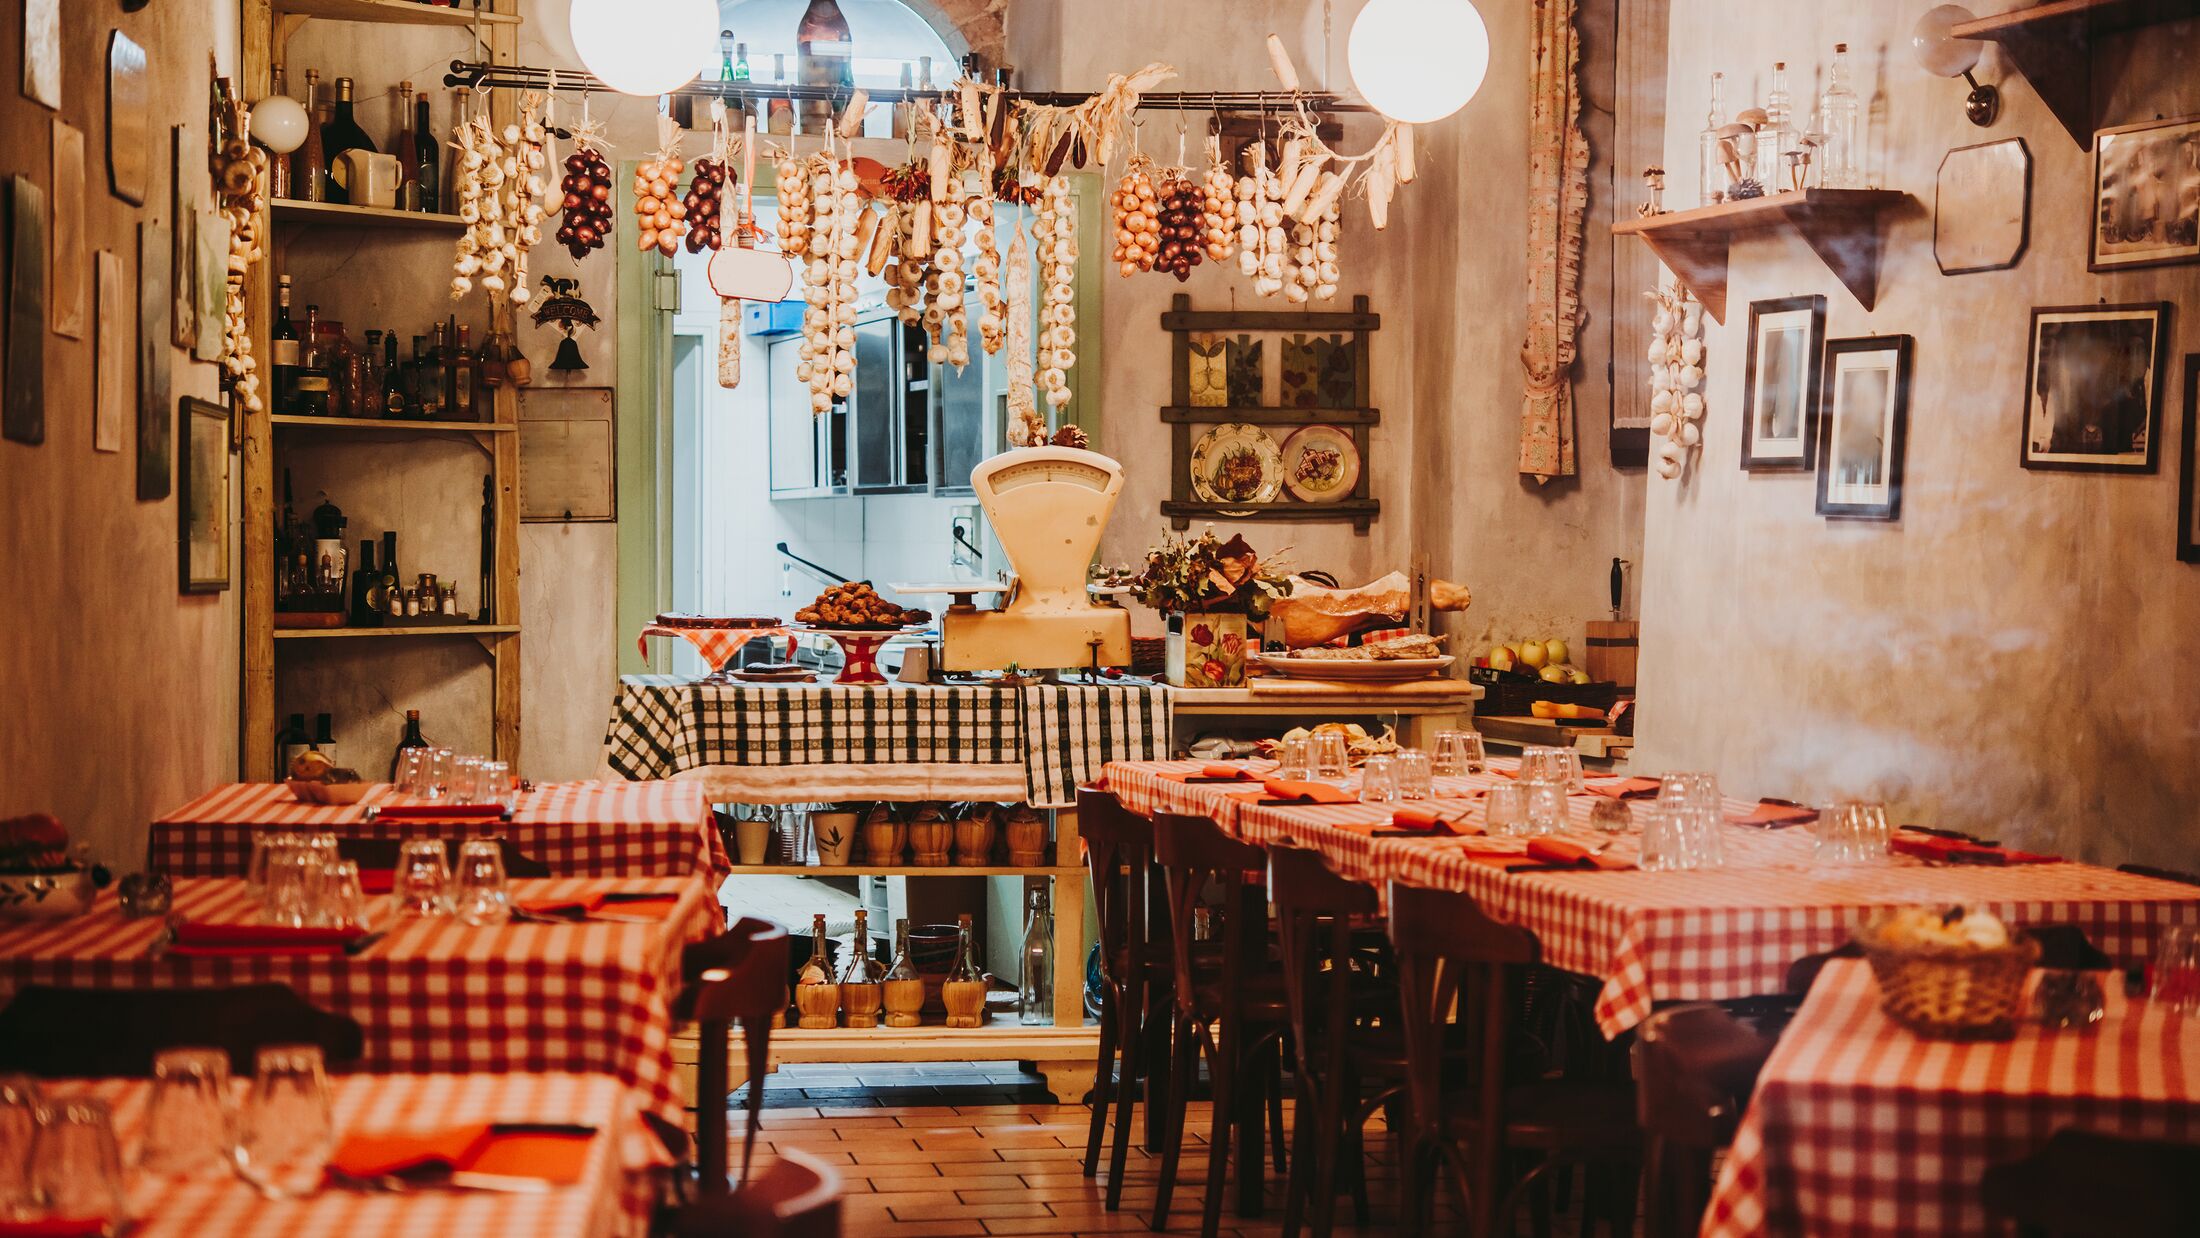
top-left (273, 624), bottom-right (519, 640)
top-left (1951, 0), bottom-right (2200, 149)
top-left (723, 864), bottom-right (1082, 878)
top-left (271, 200), bottom-right (467, 231)
top-left (274, 0), bottom-right (520, 28)
top-left (1160, 305), bottom-right (1380, 332)
top-left (1163, 498), bottom-right (1380, 532)
top-left (272, 414), bottom-right (513, 433)
top-left (1161, 405), bottom-right (1380, 425)
top-left (1610, 189), bottom-right (1910, 324)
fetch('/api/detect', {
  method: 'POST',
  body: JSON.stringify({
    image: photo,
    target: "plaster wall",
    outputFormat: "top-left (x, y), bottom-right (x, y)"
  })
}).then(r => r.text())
top-left (0, 0), bottom-right (242, 864)
top-left (1636, 1), bottom-right (2200, 870)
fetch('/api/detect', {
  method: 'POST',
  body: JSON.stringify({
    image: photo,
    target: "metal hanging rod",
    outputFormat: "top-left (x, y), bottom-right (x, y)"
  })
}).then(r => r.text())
top-left (440, 60), bottom-right (1374, 114)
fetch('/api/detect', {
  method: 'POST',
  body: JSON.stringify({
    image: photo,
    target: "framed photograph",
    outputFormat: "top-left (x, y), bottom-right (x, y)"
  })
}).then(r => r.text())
top-left (1740, 295), bottom-right (1825, 472)
top-left (1936, 138), bottom-right (2030, 275)
top-left (2178, 355), bottom-right (2200, 563)
top-left (1816, 335), bottom-right (1913, 521)
top-left (178, 396), bottom-right (231, 592)
top-left (2091, 115), bottom-right (2199, 272)
top-left (2021, 302), bottom-right (2169, 473)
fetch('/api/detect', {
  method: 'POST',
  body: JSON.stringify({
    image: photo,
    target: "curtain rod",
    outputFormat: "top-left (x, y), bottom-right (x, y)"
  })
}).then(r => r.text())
top-left (440, 60), bottom-right (1375, 114)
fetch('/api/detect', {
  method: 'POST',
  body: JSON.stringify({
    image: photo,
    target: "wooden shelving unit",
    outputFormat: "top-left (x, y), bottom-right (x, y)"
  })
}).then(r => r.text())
top-left (239, 0), bottom-right (525, 781)
top-left (1610, 189), bottom-right (1909, 324)
top-left (1951, 0), bottom-right (2200, 149)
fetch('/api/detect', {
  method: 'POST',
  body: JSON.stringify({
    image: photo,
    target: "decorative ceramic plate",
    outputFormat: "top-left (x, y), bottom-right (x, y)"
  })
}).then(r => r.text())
top-left (1252, 654), bottom-right (1455, 683)
top-left (1280, 425), bottom-right (1360, 502)
top-left (1189, 423), bottom-right (1283, 509)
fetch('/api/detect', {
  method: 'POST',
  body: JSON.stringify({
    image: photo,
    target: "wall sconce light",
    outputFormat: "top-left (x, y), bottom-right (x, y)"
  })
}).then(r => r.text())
top-left (1912, 4), bottom-right (1999, 127)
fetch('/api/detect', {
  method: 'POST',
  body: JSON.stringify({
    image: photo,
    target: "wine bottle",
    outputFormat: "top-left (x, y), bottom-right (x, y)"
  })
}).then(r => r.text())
top-left (293, 305), bottom-right (331, 417)
top-left (267, 64), bottom-right (294, 199)
top-left (796, 913), bottom-right (841, 1028)
top-left (381, 330), bottom-right (406, 417)
top-left (277, 713), bottom-right (312, 776)
top-left (312, 713), bottom-right (335, 760)
top-left (295, 69), bottom-right (328, 204)
top-left (322, 76), bottom-right (378, 205)
top-left (882, 918), bottom-right (924, 1027)
top-left (408, 335), bottom-right (437, 418)
top-left (477, 473), bottom-right (495, 623)
top-left (453, 325), bottom-right (480, 421)
top-left (271, 275), bottom-right (300, 412)
top-left (415, 89), bottom-right (442, 215)
top-left (395, 81), bottom-right (420, 211)
top-left (943, 913), bottom-right (985, 1028)
top-left (387, 709), bottom-right (429, 781)
top-left (1019, 888), bottom-right (1053, 1026)
top-left (350, 538), bottom-right (382, 625)
top-left (839, 909), bottom-right (885, 1028)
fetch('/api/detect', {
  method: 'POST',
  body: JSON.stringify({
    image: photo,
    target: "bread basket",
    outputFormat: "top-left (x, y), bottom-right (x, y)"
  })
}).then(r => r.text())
top-left (1856, 912), bottom-right (2039, 1040)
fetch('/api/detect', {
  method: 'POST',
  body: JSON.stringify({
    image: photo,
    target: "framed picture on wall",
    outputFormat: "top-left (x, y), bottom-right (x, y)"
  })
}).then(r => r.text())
top-left (1816, 335), bottom-right (1913, 521)
top-left (2090, 115), bottom-right (2200, 272)
top-left (2178, 355), bottom-right (2200, 563)
top-left (2021, 302), bottom-right (2169, 473)
top-left (178, 397), bottom-right (232, 593)
top-left (1740, 295), bottom-right (1825, 472)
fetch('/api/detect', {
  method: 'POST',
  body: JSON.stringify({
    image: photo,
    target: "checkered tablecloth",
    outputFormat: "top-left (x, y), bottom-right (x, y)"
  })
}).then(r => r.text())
top-left (48, 1071), bottom-right (656, 1238)
top-left (609, 677), bottom-right (1170, 807)
top-left (148, 781), bottom-right (728, 881)
top-left (0, 877), bottom-right (717, 1125)
top-left (1702, 959), bottom-right (2200, 1237)
top-left (1101, 760), bottom-right (2200, 1036)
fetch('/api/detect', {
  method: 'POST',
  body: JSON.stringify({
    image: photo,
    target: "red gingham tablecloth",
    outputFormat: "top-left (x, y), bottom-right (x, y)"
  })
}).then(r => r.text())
top-left (1701, 959), bottom-right (2200, 1237)
top-left (149, 781), bottom-right (729, 881)
top-left (46, 1071), bottom-right (658, 1238)
top-left (1101, 760), bottom-right (2200, 1036)
top-left (0, 876), bottom-right (718, 1125)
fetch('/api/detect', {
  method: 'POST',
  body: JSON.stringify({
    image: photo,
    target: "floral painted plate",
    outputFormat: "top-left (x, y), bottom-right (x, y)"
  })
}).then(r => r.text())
top-left (1190, 423), bottom-right (1283, 511)
top-left (1280, 424), bottom-right (1360, 503)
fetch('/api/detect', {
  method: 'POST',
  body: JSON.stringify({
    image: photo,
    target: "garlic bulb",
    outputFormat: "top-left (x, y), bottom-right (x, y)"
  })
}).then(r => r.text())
top-left (1035, 176), bottom-right (1077, 411)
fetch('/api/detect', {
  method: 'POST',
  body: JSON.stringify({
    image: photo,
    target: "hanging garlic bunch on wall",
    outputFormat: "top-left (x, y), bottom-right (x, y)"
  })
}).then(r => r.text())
top-left (1035, 175), bottom-right (1077, 412)
top-left (1238, 142), bottom-right (1286, 296)
top-left (969, 175), bottom-right (1003, 355)
top-left (1004, 229), bottom-right (1045, 446)
top-left (928, 187), bottom-right (969, 367)
top-left (1200, 136), bottom-right (1237, 263)
top-left (449, 94), bottom-right (550, 304)
top-left (1311, 197), bottom-right (1341, 301)
top-left (1645, 282), bottom-right (1705, 479)
top-left (796, 156), bottom-right (860, 416)
top-left (212, 102), bottom-right (268, 413)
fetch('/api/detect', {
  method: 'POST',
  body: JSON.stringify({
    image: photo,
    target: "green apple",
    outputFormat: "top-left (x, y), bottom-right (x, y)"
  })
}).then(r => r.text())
top-left (1544, 639), bottom-right (1568, 666)
top-left (1489, 645), bottom-right (1516, 672)
top-left (1570, 669), bottom-right (1591, 685)
top-left (1538, 664), bottom-right (1569, 684)
top-left (1518, 641), bottom-right (1549, 670)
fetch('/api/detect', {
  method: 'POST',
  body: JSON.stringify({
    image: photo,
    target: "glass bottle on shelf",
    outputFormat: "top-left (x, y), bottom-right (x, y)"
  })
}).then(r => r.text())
top-left (767, 54), bottom-right (793, 136)
top-left (453, 325), bottom-right (480, 420)
top-left (717, 31), bottom-right (747, 130)
top-left (1019, 887), bottom-right (1053, 1026)
top-left (796, 913), bottom-right (841, 1028)
top-left (395, 81), bottom-right (420, 211)
top-left (1697, 71), bottom-right (1725, 206)
top-left (415, 88), bottom-right (442, 215)
top-left (445, 89), bottom-right (468, 211)
top-left (277, 713), bottom-right (312, 776)
top-left (1818, 43), bottom-right (1859, 188)
top-left (363, 328), bottom-right (386, 413)
top-left (796, 0), bottom-right (852, 134)
top-left (349, 539), bottom-right (381, 626)
top-left (943, 913), bottom-right (986, 1029)
top-left (839, 909), bottom-right (885, 1028)
top-left (267, 64), bottom-right (294, 200)
top-left (1758, 62), bottom-right (1797, 192)
top-left (321, 76), bottom-right (378, 205)
top-left (295, 69), bottom-right (327, 204)
top-left (388, 709), bottom-right (429, 781)
top-left (882, 918), bottom-right (925, 1028)
top-left (381, 330), bottom-right (406, 417)
top-left (293, 305), bottom-right (331, 417)
top-left (271, 275), bottom-right (300, 412)
top-left (892, 63), bottom-right (915, 140)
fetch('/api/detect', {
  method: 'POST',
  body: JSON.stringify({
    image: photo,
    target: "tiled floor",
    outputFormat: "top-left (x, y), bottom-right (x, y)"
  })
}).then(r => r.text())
top-left (735, 1063), bottom-right (1477, 1237)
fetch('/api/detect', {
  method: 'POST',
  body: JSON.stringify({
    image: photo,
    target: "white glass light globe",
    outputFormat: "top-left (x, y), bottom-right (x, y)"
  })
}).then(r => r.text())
top-left (1910, 5), bottom-right (1983, 78)
top-left (1348, 0), bottom-right (1490, 125)
top-left (569, 0), bottom-right (714, 97)
top-left (249, 93), bottom-right (308, 154)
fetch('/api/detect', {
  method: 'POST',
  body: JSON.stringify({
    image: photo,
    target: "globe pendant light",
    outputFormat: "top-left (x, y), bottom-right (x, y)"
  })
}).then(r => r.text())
top-left (569, 0), bottom-right (715, 97)
top-left (1347, 0), bottom-right (1490, 125)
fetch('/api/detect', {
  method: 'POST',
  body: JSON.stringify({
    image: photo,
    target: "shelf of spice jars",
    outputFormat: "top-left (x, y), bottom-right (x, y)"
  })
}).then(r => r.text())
top-left (273, 0), bottom-right (522, 30)
top-left (273, 623), bottom-right (519, 640)
top-left (271, 200), bottom-right (468, 230)
top-left (1611, 188), bottom-right (1909, 324)
top-left (271, 413), bottom-right (514, 433)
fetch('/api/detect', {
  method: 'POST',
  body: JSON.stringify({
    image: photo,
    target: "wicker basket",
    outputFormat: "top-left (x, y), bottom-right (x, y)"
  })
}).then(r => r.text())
top-left (1857, 922), bottom-right (2039, 1040)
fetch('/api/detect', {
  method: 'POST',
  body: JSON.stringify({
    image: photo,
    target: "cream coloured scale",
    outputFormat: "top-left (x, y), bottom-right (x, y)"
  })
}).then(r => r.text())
top-left (896, 447), bottom-right (1131, 672)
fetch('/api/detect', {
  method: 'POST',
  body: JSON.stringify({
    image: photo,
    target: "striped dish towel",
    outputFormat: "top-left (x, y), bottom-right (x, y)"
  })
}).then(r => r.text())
top-left (1018, 685), bottom-right (1174, 808)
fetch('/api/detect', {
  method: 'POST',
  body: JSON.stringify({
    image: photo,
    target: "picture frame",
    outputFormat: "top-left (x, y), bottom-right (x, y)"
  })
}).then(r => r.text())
top-left (178, 396), bottom-right (231, 593)
top-left (2020, 302), bottom-right (2169, 473)
top-left (105, 32), bottom-right (150, 207)
top-left (2090, 115), bottom-right (2200, 272)
top-left (1935, 137), bottom-right (2030, 275)
top-left (137, 219), bottom-right (172, 500)
top-left (1815, 335), bottom-right (1913, 522)
top-left (1740, 294), bottom-right (1825, 472)
top-left (4, 176), bottom-right (46, 447)
top-left (2178, 355), bottom-right (2200, 563)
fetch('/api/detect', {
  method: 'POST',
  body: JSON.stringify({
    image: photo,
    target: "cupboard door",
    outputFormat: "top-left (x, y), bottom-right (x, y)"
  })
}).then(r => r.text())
top-left (767, 337), bottom-right (824, 495)
top-left (851, 318), bottom-right (900, 491)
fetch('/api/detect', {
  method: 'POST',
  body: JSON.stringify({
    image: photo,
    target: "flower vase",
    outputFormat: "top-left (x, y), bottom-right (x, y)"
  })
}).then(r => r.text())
top-left (1165, 611), bottom-right (1249, 688)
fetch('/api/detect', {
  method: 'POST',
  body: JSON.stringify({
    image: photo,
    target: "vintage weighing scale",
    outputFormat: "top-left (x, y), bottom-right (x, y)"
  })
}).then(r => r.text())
top-left (897, 447), bottom-right (1132, 674)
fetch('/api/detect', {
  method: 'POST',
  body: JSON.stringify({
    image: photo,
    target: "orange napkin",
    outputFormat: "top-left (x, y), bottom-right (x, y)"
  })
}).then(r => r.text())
top-left (1200, 763), bottom-right (1256, 780)
top-left (516, 891), bottom-right (682, 921)
top-left (1584, 777), bottom-right (1661, 799)
top-left (1260, 778), bottom-right (1357, 805)
top-left (372, 804), bottom-right (508, 821)
top-left (1889, 835), bottom-right (2061, 866)
top-left (1389, 806), bottom-right (1480, 836)
top-left (329, 1123), bottom-right (593, 1185)
top-left (1725, 801), bottom-right (1819, 827)
top-left (168, 920), bottom-right (364, 956)
top-left (1523, 838), bottom-right (1631, 870)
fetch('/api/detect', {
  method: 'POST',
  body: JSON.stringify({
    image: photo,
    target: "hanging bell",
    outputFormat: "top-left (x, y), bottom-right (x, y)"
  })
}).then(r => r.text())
top-left (550, 334), bottom-right (589, 372)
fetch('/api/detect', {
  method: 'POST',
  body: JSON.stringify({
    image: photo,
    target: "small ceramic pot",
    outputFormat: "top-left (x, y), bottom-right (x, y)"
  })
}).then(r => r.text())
top-left (734, 815), bottom-right (771, 866)
top-left (0, 868), bottom-right (96, 920)
top-left (861, 806), bottom-right (905, 867)
top-left (1003, 810), bottom-right (1048, 867)
top-left (907, 807), bottom-right (953, 867)
top-left (953, 805), bottom-right (998, 867)
top-left (812, 811), bottom-right (858, 866)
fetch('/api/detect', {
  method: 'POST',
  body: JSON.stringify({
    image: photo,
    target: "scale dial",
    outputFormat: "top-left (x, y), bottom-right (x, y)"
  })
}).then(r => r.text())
top-left (983, 456), bottom-right (1115, 495)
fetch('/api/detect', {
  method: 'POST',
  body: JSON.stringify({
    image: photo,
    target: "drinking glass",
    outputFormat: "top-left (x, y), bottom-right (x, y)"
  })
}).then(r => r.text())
top-left (426, 748), bottom-right (456, 801)
top-left (0, 1075), bottom-right (41, 1218)
top-left (1659, 771), bottom-right (1721, 811)
top-left (245, 833), bottom-right (282, 901)
top-left (396, 747), bottom-right (432, 798)
top-left (1358, 754), bottom-right (1399, 804)
top-left (2153, 925), bottom-right (2200, 1014)
top-left (1485, 782), bottom-right (1530, 837)
top-left (1518, 746), bottom-right (1564, 787)
top-left (1432, 730), bottom-right (1487, 778)
top-left (447, 756), bottom-right (485, 806)
top-left (29, 1100), bottom-right (126, 1223)
top-left (260, 838), bottom-right (313, 927)
top-left (1640, 803), bottom-right (1687, 872)
top-left (1686, 806), bottom-right (1726, 868)
top-left (233, 1046), bottom-right (333, 1200)
top-left (301, 834), bottom-right (341, 926)
top-left (1274, 736), bottom-right (1314, 782)
top-left (480, 760), bottom-right (516, 811)
top-left (1551, 749), bottom-right (1587, 794)
top-left (1588, 798), bottom-right (1634, 835)
top-left (1393, 750), bottom-right (1434, 801)
top-left (1815, 802), bottom-right (1890, 865)
top-left (452, 839), bottom-right (511, 926)
top-left (395, 839), bottom-right (453, 917)
top-left (321, 860), bottom-right (368, 932)
top-left (1312, 733), bottom-right (1352, 785)
top-left (1522, 780), bottom-right (1567, 836)
top-left (141, 1048), bottom-right (232, 1175)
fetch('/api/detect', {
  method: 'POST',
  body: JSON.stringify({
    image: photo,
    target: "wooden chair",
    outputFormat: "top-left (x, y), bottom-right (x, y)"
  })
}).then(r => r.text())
top-left (1269, 845), bottom-right (1405, 1238)
top-left (687, 918), bottom-right (792, 1196)
top-left (0, 984), bottom-right (363, 1077)
top-left (335, 835), bottom-right (553, 877)
top-left (1387, 883), bottom-right (1639, 1238)
top-left (666, 1147), bottom-right (842, 1238)
top-left (1981, 1130), bottom-right (2200, 1237)
top-left (1075, 788), bottom-right (1170, 1209)
top-left (1631, 1004), bottom-right (1774, 1238)
top-left (1150, 811), bottom-right (1290, 1238)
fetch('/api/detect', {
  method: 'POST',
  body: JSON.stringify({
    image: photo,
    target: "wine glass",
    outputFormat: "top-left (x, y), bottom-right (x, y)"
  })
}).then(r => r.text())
top-left (232, 1046), bottom-right (333, 1200)
top-left (141, 1048), bottom-right (233, 1175)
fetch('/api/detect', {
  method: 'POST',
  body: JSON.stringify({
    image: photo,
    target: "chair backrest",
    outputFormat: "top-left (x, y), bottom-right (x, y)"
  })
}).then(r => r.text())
top-left (1384, 884), bottom-right (1541, 1162)
top-left (1076, 789), bottom-right (1154, 970)
top-left (670, 1146), bottom-right (843, 1237)
top-left (1269, 845), bottom-right (1378, 1085)
top-left (1630, 1003), bottom-right (1773, 1150)
top-left (335, 835), bottom-right (552, 877)
top-left (691, 918), bottom-right (792, 1197)
top-left (0, 984), bottom-right (365, 1078)
top-left (1151, 812), bottom-right (1266, 1020)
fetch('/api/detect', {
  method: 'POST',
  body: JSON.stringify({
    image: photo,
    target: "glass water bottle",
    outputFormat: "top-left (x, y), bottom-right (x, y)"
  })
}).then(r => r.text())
top-left (1697, 72), bottom-right (1726, 205)
top-left (943, 913), bottom-right (986, 1029)
top-left (1818, 44), bottom-right (1859, 188)
top-left (883, 918), bottom-right (925, 1028)
top-left (1019, 888), bottom-right (1053, 1027)
top-left (1758, 62), bottom-right (1798, 191)
top-left (839, 909), bottom-right (884, 1028)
